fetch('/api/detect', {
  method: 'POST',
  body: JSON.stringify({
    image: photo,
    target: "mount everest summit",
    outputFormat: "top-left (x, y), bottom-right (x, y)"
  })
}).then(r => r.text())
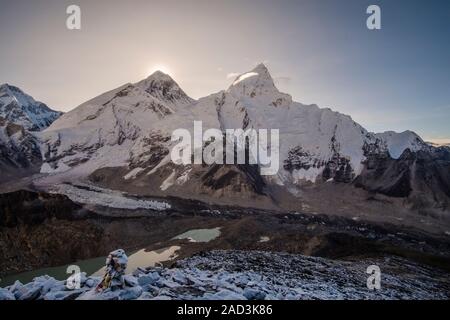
top-left (1, 64), bottom-right (449, 213)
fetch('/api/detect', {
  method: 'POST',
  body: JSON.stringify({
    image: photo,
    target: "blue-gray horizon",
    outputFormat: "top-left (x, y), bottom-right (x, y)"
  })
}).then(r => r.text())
top-left (0, 0), bottom-right (449, 143)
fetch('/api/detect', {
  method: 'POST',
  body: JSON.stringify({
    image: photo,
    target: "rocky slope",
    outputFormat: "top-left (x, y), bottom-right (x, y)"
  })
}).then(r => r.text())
top-left (1, 250), bottom-right (449, 300)
top-left (355, 146), bottom-right (450, 210)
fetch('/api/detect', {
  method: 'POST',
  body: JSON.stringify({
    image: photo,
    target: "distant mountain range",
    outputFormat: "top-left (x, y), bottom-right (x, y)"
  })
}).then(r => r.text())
top-left (1, 65), bottom-right (449, 213)
top-left (0, 85), bottom-right (61, 182)
top-left (0, 84), bottom-right (61, 131)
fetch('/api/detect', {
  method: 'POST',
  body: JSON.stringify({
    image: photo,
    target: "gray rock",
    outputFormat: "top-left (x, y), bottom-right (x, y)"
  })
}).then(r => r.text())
top-left (14, 283), bottom-right (43, 300)
top-left (137, 272), bottom-right (160, 287)
top-left (141, 284), bottom-right (160, 295)
top-left (132, 267), bottom-right (148, 277)
top-left (8, 280), bottom-right (23, 294)
top-left (171, 270), bottom-right (188, 285)
top-left (97, 290), bottom-right (121, 300)
top-left (44, 289), bottom-right (85, 300)
top-left (124, 275), bottom-right (138, 287)
top-left (39, 277), bottom-right (60, 296)
top-left (204, 289), bottom-right (246, 300)
top-left (47, 283), bottom-right (68, 293)
top-left (119, 286), bottom-right (143, 300)
top-left (243, 287), bottom-right (266, 300)
top-left (85, 278), bottom-right (99, 288)
top-left (0, 288), bottom-right (15, 300)
top-left (77, 289), bottom-right (121, 301)
top-left (149, 295), bottom-right (173, 300)
top-left (137, 292), bottom-right (155, 300)
top-left (79, 272), bottom-right (88, 286)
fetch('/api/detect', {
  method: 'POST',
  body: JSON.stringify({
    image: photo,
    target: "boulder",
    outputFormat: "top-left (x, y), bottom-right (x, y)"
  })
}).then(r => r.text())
top-left (243, 287), bottom-right (266, 300)
top-left (14, 282), bottom-right (43, 300)
top-left (44, 289), bottom-right (86, 300)
top-left (124, 275), bottom-right (138, 287)
top-left (137, 272), bottom-right (160, 287)
top-left (0, 288), bottom-right (15, 300)
top-left (119, 286), bottom-right (143, 300)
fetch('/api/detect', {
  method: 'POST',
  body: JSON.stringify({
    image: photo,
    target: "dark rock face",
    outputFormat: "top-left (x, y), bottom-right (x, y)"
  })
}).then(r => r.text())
top-left (355, 147), bottom-right (450, 210)
top-left (0, 190), bottom-right (103, 276)
top-left (282, 139), bottom-right (449, 210)
top-left (0, 190), bottom-right (92, 227)
top-left (201, 163), bottom-right (266, 195)
top-left (283, 146), bottom-right (354, 183)
top-left (283, 146), bottom-right (324, 172)
top-left (322, 154), bottom-right (354, 183)
top-left (42, 133), bottom-right (104, 172)
top-left (129, 132), bottom-right (170, 170)
top-left (0, 117), bottom-right (42, 183)
top-left (196, 138), bottom-right (266, 196)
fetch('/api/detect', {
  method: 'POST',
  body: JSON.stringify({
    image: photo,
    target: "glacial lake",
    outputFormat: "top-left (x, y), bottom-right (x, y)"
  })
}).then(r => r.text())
top-left (172, 227), bottom-right (221, 243)
top-left (0, 246), bottom-right (180, 287)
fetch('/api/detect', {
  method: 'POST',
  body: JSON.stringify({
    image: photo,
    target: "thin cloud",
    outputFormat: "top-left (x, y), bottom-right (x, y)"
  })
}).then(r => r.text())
top-left (226, 73), bottom-right (240, 79)
top-left (274, 76), bottom-right (292, 85)
top-left (425, 138), bottom-right (450, 146)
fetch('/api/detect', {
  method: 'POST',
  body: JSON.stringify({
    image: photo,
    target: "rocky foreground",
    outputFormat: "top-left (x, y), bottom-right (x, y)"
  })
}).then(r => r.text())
top-left (1, 250), bottom-right (449, 300)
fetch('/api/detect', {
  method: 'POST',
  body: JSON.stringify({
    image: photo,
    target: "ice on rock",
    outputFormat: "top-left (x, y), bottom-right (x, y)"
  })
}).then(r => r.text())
top-left (14, 282), bottom-right (43, 300)
top-left (2, 250), bottom-right (449, 300)
top-left (0, 288), bottom-right (15, 300)
top-left (203, 289), bottom-right (246, 300)
top-left (118, 286), bottom-right (143, 300)
top-left (44, 289), bottom-right (87, 301)
top-left (124, 274), bottom-right (139, 287)
top-left (171, 269), bottom-right (188, 285)
top-left (149, 295), bottom-right (173, 300)
top-left (243, 287), bottom-right (267, 300)
top-left (84, 277), bottom-right (100, 288)
top-left (137, 272), bottom-right (160, 287)
top-left (37, 277), bottom-right (61, 296)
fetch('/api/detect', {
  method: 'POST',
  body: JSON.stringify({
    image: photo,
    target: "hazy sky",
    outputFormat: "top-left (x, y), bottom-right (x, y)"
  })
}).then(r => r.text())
top-left (0, 0), bottom-right (449, 142)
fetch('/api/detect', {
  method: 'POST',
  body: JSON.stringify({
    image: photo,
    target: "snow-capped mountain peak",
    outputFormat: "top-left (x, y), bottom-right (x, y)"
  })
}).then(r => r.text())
top-left (33, 64), bottom-right (449, 211)
top-left (0, 84), bottom-right (61, 131)
top-left (376, 130), bottom-right (426, 159)
top-left (227, 64), bottom-right (292, 107)
top-left (231, 63), bottom-right (271, 85)
top-left (135, 71), bottom-right (194, 107)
